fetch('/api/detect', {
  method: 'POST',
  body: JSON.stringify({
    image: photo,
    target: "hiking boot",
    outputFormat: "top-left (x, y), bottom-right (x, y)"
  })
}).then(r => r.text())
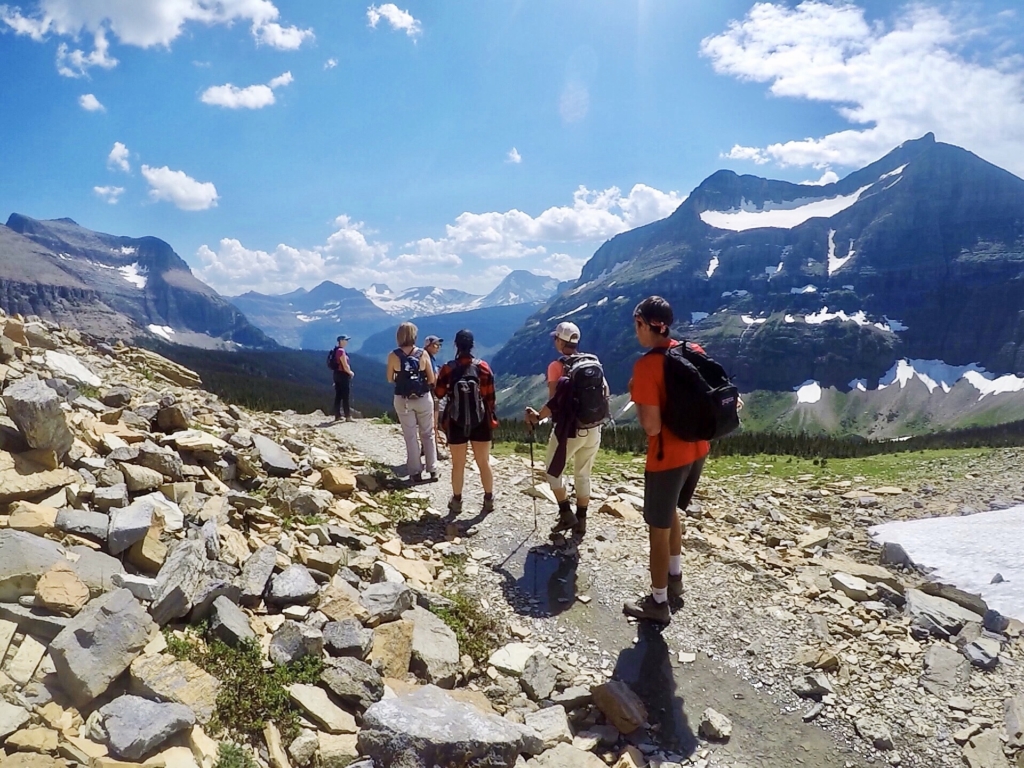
top-left (668, 572), bottom-right (684, 599)
top-left (550, 506), bottom-right (578, 535)
top-left (447, 496), bottom-right (463, 515)
top-left (622, 594), bottom-right (671, 625)
top-left (482, 496), bottom-right (495, 513)
top-left (573, 513), bottom-right (587, 537)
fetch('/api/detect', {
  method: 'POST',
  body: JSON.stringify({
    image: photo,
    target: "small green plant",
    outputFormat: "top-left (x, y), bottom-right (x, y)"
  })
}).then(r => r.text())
top-left (76, 384), bottom-right (101, 399)
top-left (430, 590), bottom-right (503, 667)
top-left (373, 413), bottom-right (396, 425)
top-left (214, 743), bottom-right (258, 768)
top-left (281, 513), bottom-right (328, 531)
top-left (165, 628), bottom-right (323, 743)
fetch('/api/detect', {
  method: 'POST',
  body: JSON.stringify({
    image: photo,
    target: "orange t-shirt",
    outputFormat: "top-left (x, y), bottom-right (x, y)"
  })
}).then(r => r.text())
top-left (546, 360), bottom-right (565, 383)
top-left (630, 340), bottom-right (710, 472)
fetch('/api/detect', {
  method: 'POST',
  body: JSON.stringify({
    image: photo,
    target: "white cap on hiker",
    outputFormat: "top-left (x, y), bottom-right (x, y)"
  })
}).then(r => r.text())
top-left (551, 321), bottom-right (581, 343)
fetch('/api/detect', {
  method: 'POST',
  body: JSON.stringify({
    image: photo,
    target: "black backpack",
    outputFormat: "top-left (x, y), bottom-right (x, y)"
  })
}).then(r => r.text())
top-left (561, 354), bottom-right (609, 430)
top-left (445, 360), bottom-right (486, 435)
top-left (326, 347), bottom-right (339, 371)
top-left (393, 348), bottom-right (430, 398)
top-left (654, 342), bottom-right (739, 442)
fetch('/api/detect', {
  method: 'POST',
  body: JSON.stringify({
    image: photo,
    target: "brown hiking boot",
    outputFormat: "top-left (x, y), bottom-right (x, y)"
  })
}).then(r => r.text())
top-left (623, 594), bottom-right (671, 625)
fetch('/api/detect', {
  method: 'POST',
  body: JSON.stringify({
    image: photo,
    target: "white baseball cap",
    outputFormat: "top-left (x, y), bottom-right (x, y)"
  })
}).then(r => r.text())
top-left (551, 321), bottom-right (581, 343)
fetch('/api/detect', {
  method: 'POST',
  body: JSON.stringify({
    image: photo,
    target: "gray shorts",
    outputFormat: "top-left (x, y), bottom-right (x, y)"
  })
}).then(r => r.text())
top-left (643, 459), bottom-right (705, 529)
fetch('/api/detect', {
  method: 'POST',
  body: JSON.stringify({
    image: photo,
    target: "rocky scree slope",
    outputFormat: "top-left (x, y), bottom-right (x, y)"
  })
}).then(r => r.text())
top-left (0, 309), bottom-right (743, 768)
top-left (1, 214), bottom-right (275, 350)
top-left (495, 134), bottom-right (1024, 397)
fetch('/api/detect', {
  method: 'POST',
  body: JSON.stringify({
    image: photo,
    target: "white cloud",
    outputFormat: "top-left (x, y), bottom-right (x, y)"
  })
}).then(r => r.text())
top-left (93, 185), bottom-right (123, 204)
top-left (701, 2), bottom-right (1024, 176)
top-left (723, 145), bottom-right (768, 164)
top-left (324, 57), bottom-right (338, 70)
top-left (1, 0), bottom-right (312, 76)
top-left (559, 80), bottom-right (589, 123)
top-left (802, 170), bottom-right (840, 186)
top-left (79, 93), bottom-right (104, 111)
top-left (534, 253), bottom-right (588, 281)
top-left (200, 70), bottom-right (293, 109)
top-left (366, 4), bottom-right (421, 38)
top-left (107, 141), bottom-right (130, 173)
top-left (506, 147), bottom-right (522, 164)
top-left (141, 165), bottom-right (218, 211)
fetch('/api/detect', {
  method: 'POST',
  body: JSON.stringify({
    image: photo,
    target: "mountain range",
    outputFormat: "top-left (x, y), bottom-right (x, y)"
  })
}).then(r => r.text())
top-left (0, 214), bottom-right (273, 349)
top-left (231, 269), bottom-right (561, 351)
top-left (495, 134), bottom-right (1024, 412)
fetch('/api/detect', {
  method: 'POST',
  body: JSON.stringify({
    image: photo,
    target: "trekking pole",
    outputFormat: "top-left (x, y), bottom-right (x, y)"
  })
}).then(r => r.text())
top-left (527, 421), bottom-right (538, 532)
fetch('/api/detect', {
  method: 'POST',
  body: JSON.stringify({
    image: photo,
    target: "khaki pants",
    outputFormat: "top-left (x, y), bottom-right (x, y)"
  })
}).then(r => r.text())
top-left (394, 394), bottom-right (436, 476)
top-left (544, 426), bottom-right (601, 499)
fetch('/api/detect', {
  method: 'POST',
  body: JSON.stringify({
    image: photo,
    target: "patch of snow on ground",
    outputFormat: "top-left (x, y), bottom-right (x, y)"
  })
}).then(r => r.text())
top-left (883, 177), bottom-right (903, 191)
top-left (147, 325), bottom-right (175, 341)
top-left (784, 314), bottom-right (795, 323)
top-left (698, 185), bottom-right (871, 232)
top-left (295, 314), bottom-right (316, 323)
top-left (790, 285), bottom-right (818, 294)
top-left (842, 284), bottom-right (855, 290)
top-left (879, 164), bottom-right (908, 181)
top-left (871, 506), bottom-right (1024, 620)
top-left (874, 359), bottom-right (1023, 397)
top-left (795, 380), bottom-right (822, 404)
top-left (44, 350), bottom-right (102, 387)
top-left (828, 232), bottom-right (855, 276)
top-left (119, 246), bottom-right (137, 255)
top-left (963, 370), bottom-right (1024, 398)
top-left (596, 297), bottom-right (608, 307)
top-left (741, 315), bottom-right (766, 325)
top-left (804, 307), bottom-right (889, 331)
top-left (707, 255), bottom-right (719, 278)
top-left (552, 303), bottom-right (588, 320)
top-left (691, 312), bottom-right (709, 323)
top-left (849, 378), bottom-right (867, 392)
top-left (119, 263), bottom-right (147, 289)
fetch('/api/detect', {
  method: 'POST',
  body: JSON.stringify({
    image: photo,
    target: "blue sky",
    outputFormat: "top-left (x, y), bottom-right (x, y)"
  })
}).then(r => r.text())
top-left (1, 1), bottom-right (1022, 296)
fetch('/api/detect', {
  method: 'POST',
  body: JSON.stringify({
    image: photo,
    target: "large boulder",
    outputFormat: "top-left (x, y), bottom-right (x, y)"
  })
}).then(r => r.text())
top-left (404, 605), bottom-right (460, 688)
top-left (49, 588), bottom-right (155, 707)
top-left (358, 685), bottom-right (543, 767)
top-left (268, 564), bottom-right (319, 606)
top-left (269, 621), bottom-right (324, 665)
top-left (0, 450), bottom-right (79, 504)
top-left (129, 653), bottom-right (222, 724)
top-left (906, 588), bottom-right (984, 638)
top-left (3, 378), bottom-right (73, 456)
top-left (320, 657), bottom-right (385, 712)
top-left (209, 595), bottom-right (256, 645)
top-left (360, 582), bottom-right (414, 626)
top-left (238, 545), bottom-right (277, 606)
top-left (324, 618), bottom-right (374, 660)
top-left (0, 530), bottom-right (64, 602)
top-left (150, 540), bottom-right (207, 625)
top-left (252, 434), bottom-right (298, 477)
top-left (99, 694), bottom-right (196, 761)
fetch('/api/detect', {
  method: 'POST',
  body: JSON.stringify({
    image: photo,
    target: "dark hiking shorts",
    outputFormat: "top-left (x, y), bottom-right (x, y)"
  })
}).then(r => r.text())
top-left (643, 458), bottom-right (705, 529)
top-left (446, 423), bottom-right (493, 446)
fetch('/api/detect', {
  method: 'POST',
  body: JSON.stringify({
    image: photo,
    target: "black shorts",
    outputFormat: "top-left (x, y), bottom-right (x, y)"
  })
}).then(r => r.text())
top-left (643, 459), bottom-right (705, 529)
top-left (446, 423), bottom-right (493, 445)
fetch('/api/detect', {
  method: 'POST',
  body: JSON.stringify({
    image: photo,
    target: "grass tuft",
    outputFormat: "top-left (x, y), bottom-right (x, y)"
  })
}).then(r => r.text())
top-left (430, 590), bottom-right (503, 668)
top-left (214, 743), bottom-right (258, 768)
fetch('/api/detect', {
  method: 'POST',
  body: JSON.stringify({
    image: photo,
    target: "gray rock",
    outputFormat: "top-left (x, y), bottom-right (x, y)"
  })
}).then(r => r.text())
top-left (100, 694), bottom-right (196, 761)
top-left (323, 618), bottom-right (374, 660)
top-left (906, 588), bottom-right (984, 638)
top-left (253, 434), bottom-right (298, 477)
top-left (56, 508), bottom-right (109, 541)
top-left (550, 686), bottom-right (591, 710)
top-left (120, 463), bottom-right (164, 494)
top-left (360, 582), bottom-right (414, 625)
top-left (321, 656), bottom-right (385, 712)
top-left (268, 564), bottom-right (319, 605)
top-left (963, 636), bottom-right (1001, 669)
top-left (919, 582), bottom-right (988, 616)
top-left (210, 595), bottom-right (256, 645)
top-left (921, 644), bottom-right (969, 696)
top-left (239, 545), bottom-right (278, 606)
top-left (524, 743), bottom-right (605, 768)
top-left (189, 577), bottom-right (241, 621)
top-left (107, 498), bottom-right (155, 555)
top-left (93, 483), bottom-right (129, 513)
top-left (0, 699), bottom-right (31, 740)
top-left (96, 466), bottom-right (126, 487)
top-left (157, 404), bottom-right (190, 432)
top-left (698, 707), bottom-right (733, 742)
top-left (137, 441), bottom-right (184, 480)
top-left (150, 540), bottom-right (208, 625)
top-left (403, 605), bottom-right (460, 688)
top-left (0, 601), bottom-right (70, 640)
top-left (880, 541), bottom-right (914, 568)
top-left (0, 529), bottom-right (64, 601)
top-left (111, 572), bottom-right (159, 602)
top-left (854, 716), bottom-right (893, 750)
top-left (270, 620), bottom-right (324, 665)
top-left (288, 730), bottom-right (320, 767)
top-left (962, 728), bottom-right (1009, 768)
top-left (358, 685), bottom-right (543, 767)
top-left (520, 652), bottom-right (558, 702)
top-left (68, 546), bottom-right (125, 597)
top-left (1006, 695), bottom-right (1024, 750)
top-left (101, 387), bottom-right (133, 408)
top-left (524, 705), bottom-right (572, 749)
top-left (50, 588), bottom-right (155, 707)
top-left (3, 377), bottom-right (74, 456)
top-left (791, 672), bottom-right (835, 699)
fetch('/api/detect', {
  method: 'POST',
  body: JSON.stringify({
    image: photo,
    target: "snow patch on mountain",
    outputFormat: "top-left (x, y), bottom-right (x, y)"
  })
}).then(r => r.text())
top-left (691, 312), bottom-right (709, 323)
top-left (795, 380), bottom-right (822, 404)
top-left (698, 185), bottom-right (871, 232)
top-left (827, 230), bottom-right (855, 275)
top-left (877, 359), bottom-right (1024, 399)
top-left (707, 253), bottom-right (720, 278)
top-left (147, 324), bottom-right (175, 341)
top-left (119, 263), bottom-right (147, 289)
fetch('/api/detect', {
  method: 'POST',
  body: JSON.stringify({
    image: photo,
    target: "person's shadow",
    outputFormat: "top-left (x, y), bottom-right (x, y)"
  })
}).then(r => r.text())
top-left (492, 544), bottom-right (579, 619)
top-left (612, 622), bottom-right (697, 756)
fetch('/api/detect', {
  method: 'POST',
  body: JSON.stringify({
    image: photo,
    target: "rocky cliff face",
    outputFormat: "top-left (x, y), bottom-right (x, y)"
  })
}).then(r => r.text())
top-left (0, 215), bottom-right (275, 349)
top-left (495, 135), bottom-right (1024, 394)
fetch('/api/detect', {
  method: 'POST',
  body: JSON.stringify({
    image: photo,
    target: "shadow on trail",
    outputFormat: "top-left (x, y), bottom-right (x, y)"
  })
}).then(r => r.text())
top-left (491, 543), bottom-right (579, 619)
top-left (613, 622), bottom-right (698, 757)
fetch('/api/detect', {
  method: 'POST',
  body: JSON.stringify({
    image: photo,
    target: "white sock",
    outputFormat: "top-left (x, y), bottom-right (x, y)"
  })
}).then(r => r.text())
top-left (652, 586), bottom-right (668, 604)
top-left (669, 555), bottom-right (682, 577)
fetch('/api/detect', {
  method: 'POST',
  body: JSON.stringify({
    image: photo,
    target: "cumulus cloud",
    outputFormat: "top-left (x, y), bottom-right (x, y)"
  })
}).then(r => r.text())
top-left (79, 93), bottom-right (104, 111)
top-left (107, 142), bottom-right (130, 173)
top-left (802, 170), bottom-right (840, 186)
top-left (141, 165), bottom-right (218, 211)
top-left (723, 145), bottom-right (768, 164)
top-left (701, 2), bottom-right (1024, 175)
top-left (506, 147), bottom-right (522, 164)
top-left (366, 4), bottom-right (421, 38)
top-left (1, 0), bottom-right (313, 76)
top-left (200, 70), bottom-right (293, 109)
top-left (93, 185), bottom-right (123, 204)
top-left (534, 253), bottom-right (588, 281)
top-left (324, 57), bottom-right (338, 70)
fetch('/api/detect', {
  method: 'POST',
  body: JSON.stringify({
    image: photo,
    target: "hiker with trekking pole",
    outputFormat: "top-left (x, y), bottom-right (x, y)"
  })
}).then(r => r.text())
top-left (524, 321), bottom-right (609, 541)
top-left (623, 296), bottom-right (741, 625)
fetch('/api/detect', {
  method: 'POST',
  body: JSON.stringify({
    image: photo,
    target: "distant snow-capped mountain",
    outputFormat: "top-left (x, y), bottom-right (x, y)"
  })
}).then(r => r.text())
top-left (364, 284), bottom-right (482, 317)
top-left (475, 270), bottom-right (561, 308)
